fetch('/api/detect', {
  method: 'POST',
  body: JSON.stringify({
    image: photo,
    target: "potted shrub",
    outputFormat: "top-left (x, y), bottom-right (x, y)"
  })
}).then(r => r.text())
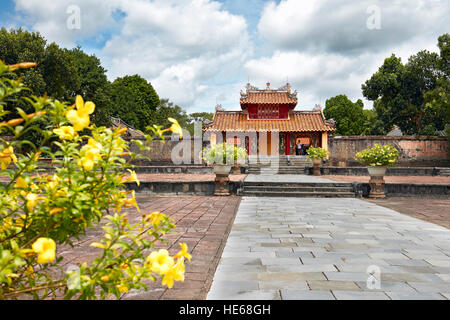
top-left (203, 143), bottom-right (234, 173)
top-left (232, 145), bottom-right (247, 174)
top-left (355, 144), bottom-right (399, 198)
top-left (306, 147), bottom-right (329, 176)
top-left (203, 143), bottom-right (240, 195)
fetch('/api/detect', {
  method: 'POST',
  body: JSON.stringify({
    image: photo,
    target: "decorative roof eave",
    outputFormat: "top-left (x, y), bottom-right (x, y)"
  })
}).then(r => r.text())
top-left (203, 110), bottom-right (336, 133)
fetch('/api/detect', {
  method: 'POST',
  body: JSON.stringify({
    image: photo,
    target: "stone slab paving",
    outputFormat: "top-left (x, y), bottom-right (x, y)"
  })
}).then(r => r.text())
top-left (244, 174), bottom-right (338, 183)
top-left (207, 196), bottom-right (450, 300)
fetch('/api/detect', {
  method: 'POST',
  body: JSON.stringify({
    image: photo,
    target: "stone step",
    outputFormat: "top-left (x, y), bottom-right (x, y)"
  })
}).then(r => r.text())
top-left (243, 186), bottom-right (354, 193)
top-left (437, 167), bottom-right (450, 176)
top-left (241, 191), bottom-right (356, 198)
top-left (244, 181), bottom-right (353, 187)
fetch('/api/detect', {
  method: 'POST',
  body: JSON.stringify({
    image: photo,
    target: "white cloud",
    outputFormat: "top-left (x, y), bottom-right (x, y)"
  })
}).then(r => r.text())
top-left (258, 0), bottom-right (449, 54)
top-left (102, 0), bottom-right (251, 107)
top-left (11, 0), bottom-right (251, 111)
top-left (8, 0), bottom-right (449, 113)
top-left (249, 0), bottom-right (449, 109)
top-left (14, 0), bottom-right (119, 47)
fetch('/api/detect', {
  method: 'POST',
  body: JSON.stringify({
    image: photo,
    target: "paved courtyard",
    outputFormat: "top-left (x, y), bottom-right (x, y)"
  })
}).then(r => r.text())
top-left (207, 196), bottom-right (450, 300)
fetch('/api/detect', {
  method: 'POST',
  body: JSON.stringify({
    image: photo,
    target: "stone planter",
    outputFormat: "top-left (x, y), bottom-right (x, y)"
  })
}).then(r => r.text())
top-left (312, 159), bottom-right (322, 176)
top-left (367, 166), bottom-right (387, 198)
top-left (213, 164), bottom-right (231, 196)
top-left (232, 163), bottom-right (241, 175)
top-left (213, 164), bottom-right (231, 175)
top-left (367, 166), bottom-right (387, 177)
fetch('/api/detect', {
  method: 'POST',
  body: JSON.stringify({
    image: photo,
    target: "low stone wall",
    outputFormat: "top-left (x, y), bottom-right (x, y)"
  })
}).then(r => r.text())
top-left (126, 135), bottom-right (449, 167)
top-left (329, 136), bottom-right (449, 167)
top-left (320, 166), bottom-right (440, 176)
top-left (125, 180), bottom-right (243, 195)
top-left (355, 182), bottom-right (449, 197)
top-left (127, 137), bottom-right (207, 165)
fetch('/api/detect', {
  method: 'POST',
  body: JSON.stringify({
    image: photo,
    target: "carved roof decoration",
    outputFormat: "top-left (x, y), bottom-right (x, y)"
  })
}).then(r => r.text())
top-left (240, 82), bottom-right (298, 108)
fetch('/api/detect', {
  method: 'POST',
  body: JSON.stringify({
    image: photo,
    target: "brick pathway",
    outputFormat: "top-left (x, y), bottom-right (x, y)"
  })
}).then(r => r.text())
top-left (207, 197), bottom-right (450, 300)
top-left (324, 175), bottom-right (450, 185)
top-left (57, 195), bottom-right (241, 300)
top-left (365, 197), bottom-right (450, 230)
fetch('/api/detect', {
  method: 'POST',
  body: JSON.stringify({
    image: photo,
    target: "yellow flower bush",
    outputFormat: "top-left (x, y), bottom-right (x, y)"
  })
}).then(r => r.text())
top-left (0, 61), bottom-right (190, 299)
top-left (355, 144), bottom-right (399, 167)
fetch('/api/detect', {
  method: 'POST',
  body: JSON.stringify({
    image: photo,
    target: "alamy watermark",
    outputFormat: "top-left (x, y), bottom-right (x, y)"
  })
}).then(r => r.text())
top-left (366, 265), bottom-right (381, 289)
top-left (66, 5), bottom-right (81, 30)
top-left (366, 5), bottom-right (381, 30)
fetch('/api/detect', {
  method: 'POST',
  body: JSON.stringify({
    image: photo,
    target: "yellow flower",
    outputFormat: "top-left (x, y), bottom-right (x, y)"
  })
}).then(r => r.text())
top-left (161, 118), bottom-right (183, 139)
top-left (148, 211), bottom-right (164, 226)
top-left (14, 177), bottom-right (28, 189)
top-left (0, 118), bottom-right (24, 127)
top-left (78, 140), bottom-right (102, 171)
top-left (162, 258), bottom-right (185, 289)
top-left (146, 249), bottom-right (174, 275)
top-left (124, 190), bottom-right (140, 212)
top-left (116, 284), bottom-right (129, 293)
top-left (16, 214), bottom-right (32, 229)
top-left (66, 95), bottom-right (95, 131)
top-left (47, 175), bottom-right (59, 189)
top-left (174, 243), bottom-right (192, 261)
top-left (8, 62), bottom-right (37, 70)
top-left (117, 127), bottom-right (127, 135)
top-left (100, 275), bottom-right (110, 282)
top-left (31, 238), bottom-right (56, 264)
top-left (0, 146), bottom-right (17, 170)
top-left (53, 126), bottom-right (75, 140)
top-left (49, 208), bottom-right (64, 215)
top-left (26, 193), bottom-right (39, 211)
top-left (122, 169), bottom-right (140, 186)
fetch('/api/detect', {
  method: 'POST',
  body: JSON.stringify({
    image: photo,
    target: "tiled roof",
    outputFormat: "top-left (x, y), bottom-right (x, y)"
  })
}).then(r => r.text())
top-left (240, 91), bottom-right (297, 106)
top-left (204, 111), bottom-right (336, 132)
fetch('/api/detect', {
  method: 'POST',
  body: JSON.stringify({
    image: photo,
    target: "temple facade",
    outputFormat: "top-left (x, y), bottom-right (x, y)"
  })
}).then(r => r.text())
top-left (203, 83), bottom-right (336, 156)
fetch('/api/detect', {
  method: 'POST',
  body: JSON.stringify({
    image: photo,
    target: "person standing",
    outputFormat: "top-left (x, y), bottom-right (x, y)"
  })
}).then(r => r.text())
top-left (296, 140), bottom-right (303, 155)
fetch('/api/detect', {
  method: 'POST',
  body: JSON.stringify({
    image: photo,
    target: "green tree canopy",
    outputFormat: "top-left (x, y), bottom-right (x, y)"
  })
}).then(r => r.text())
top-left (109, 75), bottom-right (160, 131)
top-left (362, 34), bottom-right (449, 136)
top-left (151, 99), bottom-right (191, 134)
top-left (67, 47), bottom-right (112, 127)
top-left (324, 94), bottom-right (366, 135)
top-left (0, 28), bottom-right (79, 114)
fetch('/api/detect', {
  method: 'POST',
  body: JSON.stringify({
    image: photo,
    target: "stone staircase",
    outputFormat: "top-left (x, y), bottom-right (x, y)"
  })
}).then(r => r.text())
top-left (247, 155), bottom-right (311, 174)
top-left (241, 181), bottom-right (356, 198)
top-left (437, 167), bottom-right (450, 176)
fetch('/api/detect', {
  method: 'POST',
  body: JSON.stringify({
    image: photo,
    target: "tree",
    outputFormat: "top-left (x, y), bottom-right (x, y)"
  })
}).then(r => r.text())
top-left (188, 112), bottom-right (214, 123)
top-left (362, 34), bottom-right (449, 136)
top-left (324, 94), bottom-right (366, 135)
top-left (0, 28), bottom-right (79, 107)
top-left (151, 99), bottom-right (191, 134)
top-left (109, 75), bottom-right (160, 131)
top-left (362, 109), bottom-right (386, 135)
top-left (67, 47), bottom-right (112, 127)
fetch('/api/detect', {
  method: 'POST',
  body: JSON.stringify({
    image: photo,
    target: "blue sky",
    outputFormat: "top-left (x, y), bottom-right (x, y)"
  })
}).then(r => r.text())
top-left (1, 0), bottom-right (449, 113)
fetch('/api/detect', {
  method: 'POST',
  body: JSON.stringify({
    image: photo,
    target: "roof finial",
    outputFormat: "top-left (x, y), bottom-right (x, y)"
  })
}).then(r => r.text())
top-left (266, 82), bottom-right (270, 89)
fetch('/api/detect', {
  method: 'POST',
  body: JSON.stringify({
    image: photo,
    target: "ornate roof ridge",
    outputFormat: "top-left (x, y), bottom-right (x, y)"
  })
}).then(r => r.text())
top-left (240, 82), bottom-right (298, 100)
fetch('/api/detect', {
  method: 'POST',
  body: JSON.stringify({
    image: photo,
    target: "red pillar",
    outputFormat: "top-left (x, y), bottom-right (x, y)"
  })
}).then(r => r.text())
top-left (285, 132), bottom-right (290, 155)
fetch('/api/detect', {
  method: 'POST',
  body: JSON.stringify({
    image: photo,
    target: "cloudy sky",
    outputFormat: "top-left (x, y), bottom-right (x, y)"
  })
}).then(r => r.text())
top-left (1, 0), bottom-right (449, 113)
